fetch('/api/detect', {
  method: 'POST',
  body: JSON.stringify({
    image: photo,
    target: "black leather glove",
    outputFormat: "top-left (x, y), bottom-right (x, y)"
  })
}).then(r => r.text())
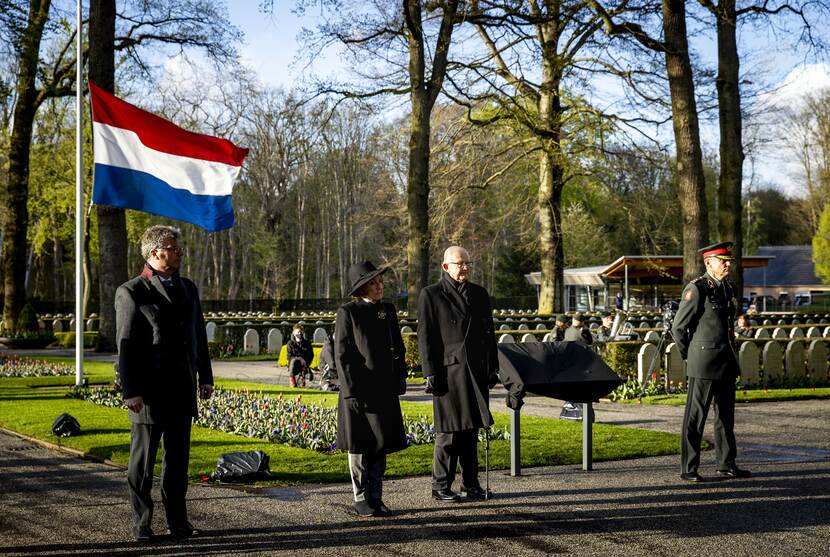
top-left (425, 375), bottom-right (448, 396)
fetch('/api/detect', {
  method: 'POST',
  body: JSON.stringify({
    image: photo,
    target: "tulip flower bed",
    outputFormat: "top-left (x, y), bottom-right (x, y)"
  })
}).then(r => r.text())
top-left (0, 355), bottom-right (75, 378)
top-left (72, 386), bottom-right (509, 452)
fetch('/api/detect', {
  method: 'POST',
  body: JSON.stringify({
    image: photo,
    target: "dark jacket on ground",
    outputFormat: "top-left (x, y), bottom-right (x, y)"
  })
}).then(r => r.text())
top-left (671, 273), bottom-right (739, 380)
top-left (417, 273), bottom-right (497, 433)
top-left (287, 336), bottom-right (314, 366)
top-left (115, 265), bottom-right (212, 423)
top-left (335, 300), bottom-right (408, 455)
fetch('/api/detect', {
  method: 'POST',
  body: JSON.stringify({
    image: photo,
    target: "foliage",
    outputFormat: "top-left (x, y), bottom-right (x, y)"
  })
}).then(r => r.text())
top-left (71, 386), bottom-right (509, 452)
top-left (607, 376), bottom-right (687, 402)
top-left (277, 344), bottom-right (321, 368)
top-left (813, 203), bottom-right (830, 284)
top-left (0, 355), bottom-right (74, 378)
top-left (53, 332), bottom-right (97, 348)
top-left (15, 303), bottom-right (39, 331)
top-left (598, 341), bottom-right (642, 380)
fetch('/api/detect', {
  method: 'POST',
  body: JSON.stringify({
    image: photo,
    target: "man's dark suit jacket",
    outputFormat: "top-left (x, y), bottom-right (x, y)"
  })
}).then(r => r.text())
top-left (417, 274), bottom-right (497, 432)
top-left (115, 265), bottom-right (213, 423)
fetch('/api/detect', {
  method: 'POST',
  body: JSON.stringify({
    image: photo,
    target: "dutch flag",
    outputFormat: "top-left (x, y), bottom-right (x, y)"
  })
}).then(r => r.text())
top-left (90, 82), bottom-right (248, 232)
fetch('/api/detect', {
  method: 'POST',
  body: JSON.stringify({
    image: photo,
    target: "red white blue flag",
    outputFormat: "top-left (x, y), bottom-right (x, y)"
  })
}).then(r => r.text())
top-left (90, 82), bottom-right (248, 231)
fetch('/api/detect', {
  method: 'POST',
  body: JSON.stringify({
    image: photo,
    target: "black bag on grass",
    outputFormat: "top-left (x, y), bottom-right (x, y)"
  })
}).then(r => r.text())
top-left (210, 450), bottom-right (271, 482)
top-left (52, 413), bottom-right (81, 437)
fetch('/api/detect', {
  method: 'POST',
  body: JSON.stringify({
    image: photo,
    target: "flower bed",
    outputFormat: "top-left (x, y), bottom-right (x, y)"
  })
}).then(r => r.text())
top-left (0, 355), bottom-right (74, 378)
top-left (71, 387), bottom-right (509, 451)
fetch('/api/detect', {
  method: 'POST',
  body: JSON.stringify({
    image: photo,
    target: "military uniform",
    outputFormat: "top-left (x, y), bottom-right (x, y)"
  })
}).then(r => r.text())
top-left (671, 241), bottom-right (749, 481)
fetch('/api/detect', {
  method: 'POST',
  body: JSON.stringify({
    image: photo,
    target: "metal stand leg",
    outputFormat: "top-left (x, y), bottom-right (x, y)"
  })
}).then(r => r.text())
top-left (510, 406), bottom-right (521, 477)
top-left (582, 402), bottom-right (593, 471)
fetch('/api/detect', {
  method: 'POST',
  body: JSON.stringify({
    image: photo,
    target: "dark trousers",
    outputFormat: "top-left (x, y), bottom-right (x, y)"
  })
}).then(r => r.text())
top-left (432, 429), bottom-right (479, 491)
top-left (127, 418), bottom-right (192, 532)
top-left (348, 452), bottom-right (387, 503)
top-left (681, 376), bottom-right (737, 474)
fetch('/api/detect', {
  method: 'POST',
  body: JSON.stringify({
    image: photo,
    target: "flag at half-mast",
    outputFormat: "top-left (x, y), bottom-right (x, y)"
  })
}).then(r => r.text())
top-left (89, 82), bottom-right (248, 232)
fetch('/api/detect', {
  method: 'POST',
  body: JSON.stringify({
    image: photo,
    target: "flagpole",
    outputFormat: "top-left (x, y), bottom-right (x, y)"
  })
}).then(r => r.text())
top-left (75, 0), bottom-right (84, 387)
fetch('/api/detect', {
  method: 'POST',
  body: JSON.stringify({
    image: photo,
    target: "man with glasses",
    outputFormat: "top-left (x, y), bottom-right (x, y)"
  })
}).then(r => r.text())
top-left (116, 225), bottom-right (213, 541)
top-left (672, 241), bottom-right (751, 483)
top-left (418, 246), bottom-right (499, 502)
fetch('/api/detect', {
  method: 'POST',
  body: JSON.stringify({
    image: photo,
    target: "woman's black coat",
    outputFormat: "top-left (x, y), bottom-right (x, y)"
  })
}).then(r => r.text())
top-left (287, 336), bottom-right (313, 365)
top-left (335, 299), bottom-right (408, 455)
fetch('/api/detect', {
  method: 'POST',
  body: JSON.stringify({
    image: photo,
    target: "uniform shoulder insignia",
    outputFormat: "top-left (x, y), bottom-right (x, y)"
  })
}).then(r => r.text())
top-left (684, 288), bottom-right (694, 301)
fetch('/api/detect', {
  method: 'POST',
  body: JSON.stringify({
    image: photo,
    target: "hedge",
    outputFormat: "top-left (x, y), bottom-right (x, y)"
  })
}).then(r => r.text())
top-left (53, 331), bottom-right (98, 349)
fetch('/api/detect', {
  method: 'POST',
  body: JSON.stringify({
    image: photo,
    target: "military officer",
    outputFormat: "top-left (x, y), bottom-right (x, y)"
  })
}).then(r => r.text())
top-left (595, 311), bottom-right (614, 341)
top-left (671, 241), bottom-right (751, 482)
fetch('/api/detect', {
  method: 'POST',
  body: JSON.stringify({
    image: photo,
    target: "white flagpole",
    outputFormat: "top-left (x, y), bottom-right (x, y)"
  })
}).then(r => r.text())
top-left (75, 0), bottom-right (84, 387)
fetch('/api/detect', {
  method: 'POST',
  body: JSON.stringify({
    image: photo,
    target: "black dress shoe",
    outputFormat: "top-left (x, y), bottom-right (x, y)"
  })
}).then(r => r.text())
top-left (134, 526), bottom-right (155, 542)
top-left (354, 500), bottom-right (375, 517)
top-left (680, 472), bottom-right (704, 483)
top-left (168, 522), bottom-right (201, 539)
top-left (371, 500), bottom-right (393, 517)
top-left (460, 486), bottom-right (492, 500)
top-left (432, 488), bottom-right (461, 502)
top-left (716, 467), bottom-right (752, 478)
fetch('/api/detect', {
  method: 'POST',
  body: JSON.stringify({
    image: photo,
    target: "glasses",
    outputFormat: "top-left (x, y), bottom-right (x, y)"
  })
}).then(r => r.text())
top-left (159, 245), bottom-right (184, 255)
top-left (447, 261), bottom-right (472, 269)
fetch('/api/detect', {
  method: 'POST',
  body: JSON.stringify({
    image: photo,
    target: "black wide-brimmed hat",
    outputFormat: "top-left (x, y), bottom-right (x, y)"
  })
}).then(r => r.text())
top-left (347, 260), bottom-right (389, 296)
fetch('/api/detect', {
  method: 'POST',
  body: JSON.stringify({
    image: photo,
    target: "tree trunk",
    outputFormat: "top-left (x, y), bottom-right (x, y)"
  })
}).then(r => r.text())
top-left (536, 15), bottom-right (565, 316)
top-left (3, 0), bottom-right (51, 331)
top-left (663, 0), bottom-right (709, 283)
top-left (90, 0), bottom-right (126, 351)
top-left (403, 0), bottom-right (458, 316)
top-left (714, 0), bottom-right (744, 294)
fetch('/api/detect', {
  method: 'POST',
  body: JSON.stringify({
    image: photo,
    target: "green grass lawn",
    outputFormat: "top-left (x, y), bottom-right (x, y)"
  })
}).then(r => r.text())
top-left (626, 387), bottom-right (830, 406)
top-left (1, 357), bottom-right (682, 485)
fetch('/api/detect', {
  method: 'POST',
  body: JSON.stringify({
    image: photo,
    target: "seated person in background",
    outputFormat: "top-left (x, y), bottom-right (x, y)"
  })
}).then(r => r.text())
top-left (734, 314), bottom-right (754, 339)
top-left (554, 314), bottom-right (568, 341)
top-left (287, 324), bottom-right (314, 388)
top-left (595, 311), bottom-right (614, 342)
top-left (563, 312), bottom-right (593, 345)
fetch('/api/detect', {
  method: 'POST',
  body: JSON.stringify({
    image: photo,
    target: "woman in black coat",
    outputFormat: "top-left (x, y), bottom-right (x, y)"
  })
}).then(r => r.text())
top-left (335, 261), bottom-right (408, 517)
top-left (286, 324), bottom-right (314, 387)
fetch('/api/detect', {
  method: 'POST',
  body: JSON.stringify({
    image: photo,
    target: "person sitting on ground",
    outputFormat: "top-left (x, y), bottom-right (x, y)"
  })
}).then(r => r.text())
top-left (734, 314), bottom-right (754, 339)
top-left (563, 312), bottom-right (593, 345)
top-left (287, 324), bottom-right (314, 388)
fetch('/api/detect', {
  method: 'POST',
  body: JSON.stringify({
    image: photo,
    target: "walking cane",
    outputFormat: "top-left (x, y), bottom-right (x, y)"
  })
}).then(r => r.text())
top-left (484, 427), bottom-right (490, 500)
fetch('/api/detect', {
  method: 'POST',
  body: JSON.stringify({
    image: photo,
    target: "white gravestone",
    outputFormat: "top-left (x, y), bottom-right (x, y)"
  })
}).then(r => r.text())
top-left (772, 328), bottom-right (787, 339)
top-left (807, 326), bottom-right (821, 338)
top-left (643, 331), bottom-right (661, 343)
top-left (664, 343), bottom-right (684, 390)
top-left (637, 343), bottom-right (659, 384)
top-left (762, 341), bottom-right (784, 386)
top-left (784, 340), bottom-right (806, 380)
top-left (400, 325), bottom-right (413, 333)
top-left (754, 328), bottom-right (770, 339)
top-left (205, 322), bottom-right (217, 342)
top-left (52, 319), bottom-right (64, 333)
top-left (789, 327), bottom-right (805, 339)
top-left (542, 333), bottom-right (555, 342)
top-left (738, 342), bottom-right (760, 387)
top-left (243, 329), bottom-right (260, 355)
top-left (499, 334), bottom-right (515, 343)
top-left (313, 327), bottom-right (328, 343)
top-left (521, 333), bottom-right (538, 343)
top-left (267, 328), bottom-right (283, 355)
top-left (807, 340), bottom-right (829, 382)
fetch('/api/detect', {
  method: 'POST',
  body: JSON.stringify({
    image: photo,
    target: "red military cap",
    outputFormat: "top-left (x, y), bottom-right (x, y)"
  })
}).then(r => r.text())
top-left (699, 241), bottom-right (734, 261)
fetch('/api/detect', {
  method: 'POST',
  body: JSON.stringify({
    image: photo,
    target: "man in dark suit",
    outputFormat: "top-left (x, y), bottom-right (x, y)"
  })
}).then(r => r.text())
top-left (671, 241), bottom-right (751, 483)
top-left (418, 246), bottom-right (498, 503)
top-left (116, 225), bottom-right (213, 541)
top-left (563, 312), bottom-right (593, 345)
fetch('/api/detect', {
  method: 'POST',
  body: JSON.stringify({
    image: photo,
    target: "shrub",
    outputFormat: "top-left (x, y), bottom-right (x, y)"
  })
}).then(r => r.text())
top-left (277, 344), bottom-right (322, 368)
top-left (15, 303), bottom-right (40, 332)
top-left (598, 341), bottom-right (642, 380)
top-left (53, 332), bottom-right (97, 349)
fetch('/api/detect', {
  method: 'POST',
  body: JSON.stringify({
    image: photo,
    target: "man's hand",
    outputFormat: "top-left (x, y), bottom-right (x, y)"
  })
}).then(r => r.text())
top-left (199, 384), bottom-right (214, 400)
top-left (125, 396), bottom-right (144, 413)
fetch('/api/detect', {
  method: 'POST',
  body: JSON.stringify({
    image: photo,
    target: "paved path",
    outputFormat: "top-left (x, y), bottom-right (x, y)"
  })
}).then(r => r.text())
top-left (2, 351), bottom-right (830, 555)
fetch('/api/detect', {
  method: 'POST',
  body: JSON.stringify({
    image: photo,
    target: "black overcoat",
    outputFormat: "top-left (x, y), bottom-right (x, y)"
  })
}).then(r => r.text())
top-left (335, 300), bottom-right (408, 455)
top-left (115, 265), bottom-right (213, 423)
top-left (671, 273), bottom-right (739, 380)
top-left (417, 274), bottom-right (497, 432)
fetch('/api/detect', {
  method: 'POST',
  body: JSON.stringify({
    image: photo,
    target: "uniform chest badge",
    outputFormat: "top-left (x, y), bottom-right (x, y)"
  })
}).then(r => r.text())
top-left (378, 310), bottom-right (387, 320)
